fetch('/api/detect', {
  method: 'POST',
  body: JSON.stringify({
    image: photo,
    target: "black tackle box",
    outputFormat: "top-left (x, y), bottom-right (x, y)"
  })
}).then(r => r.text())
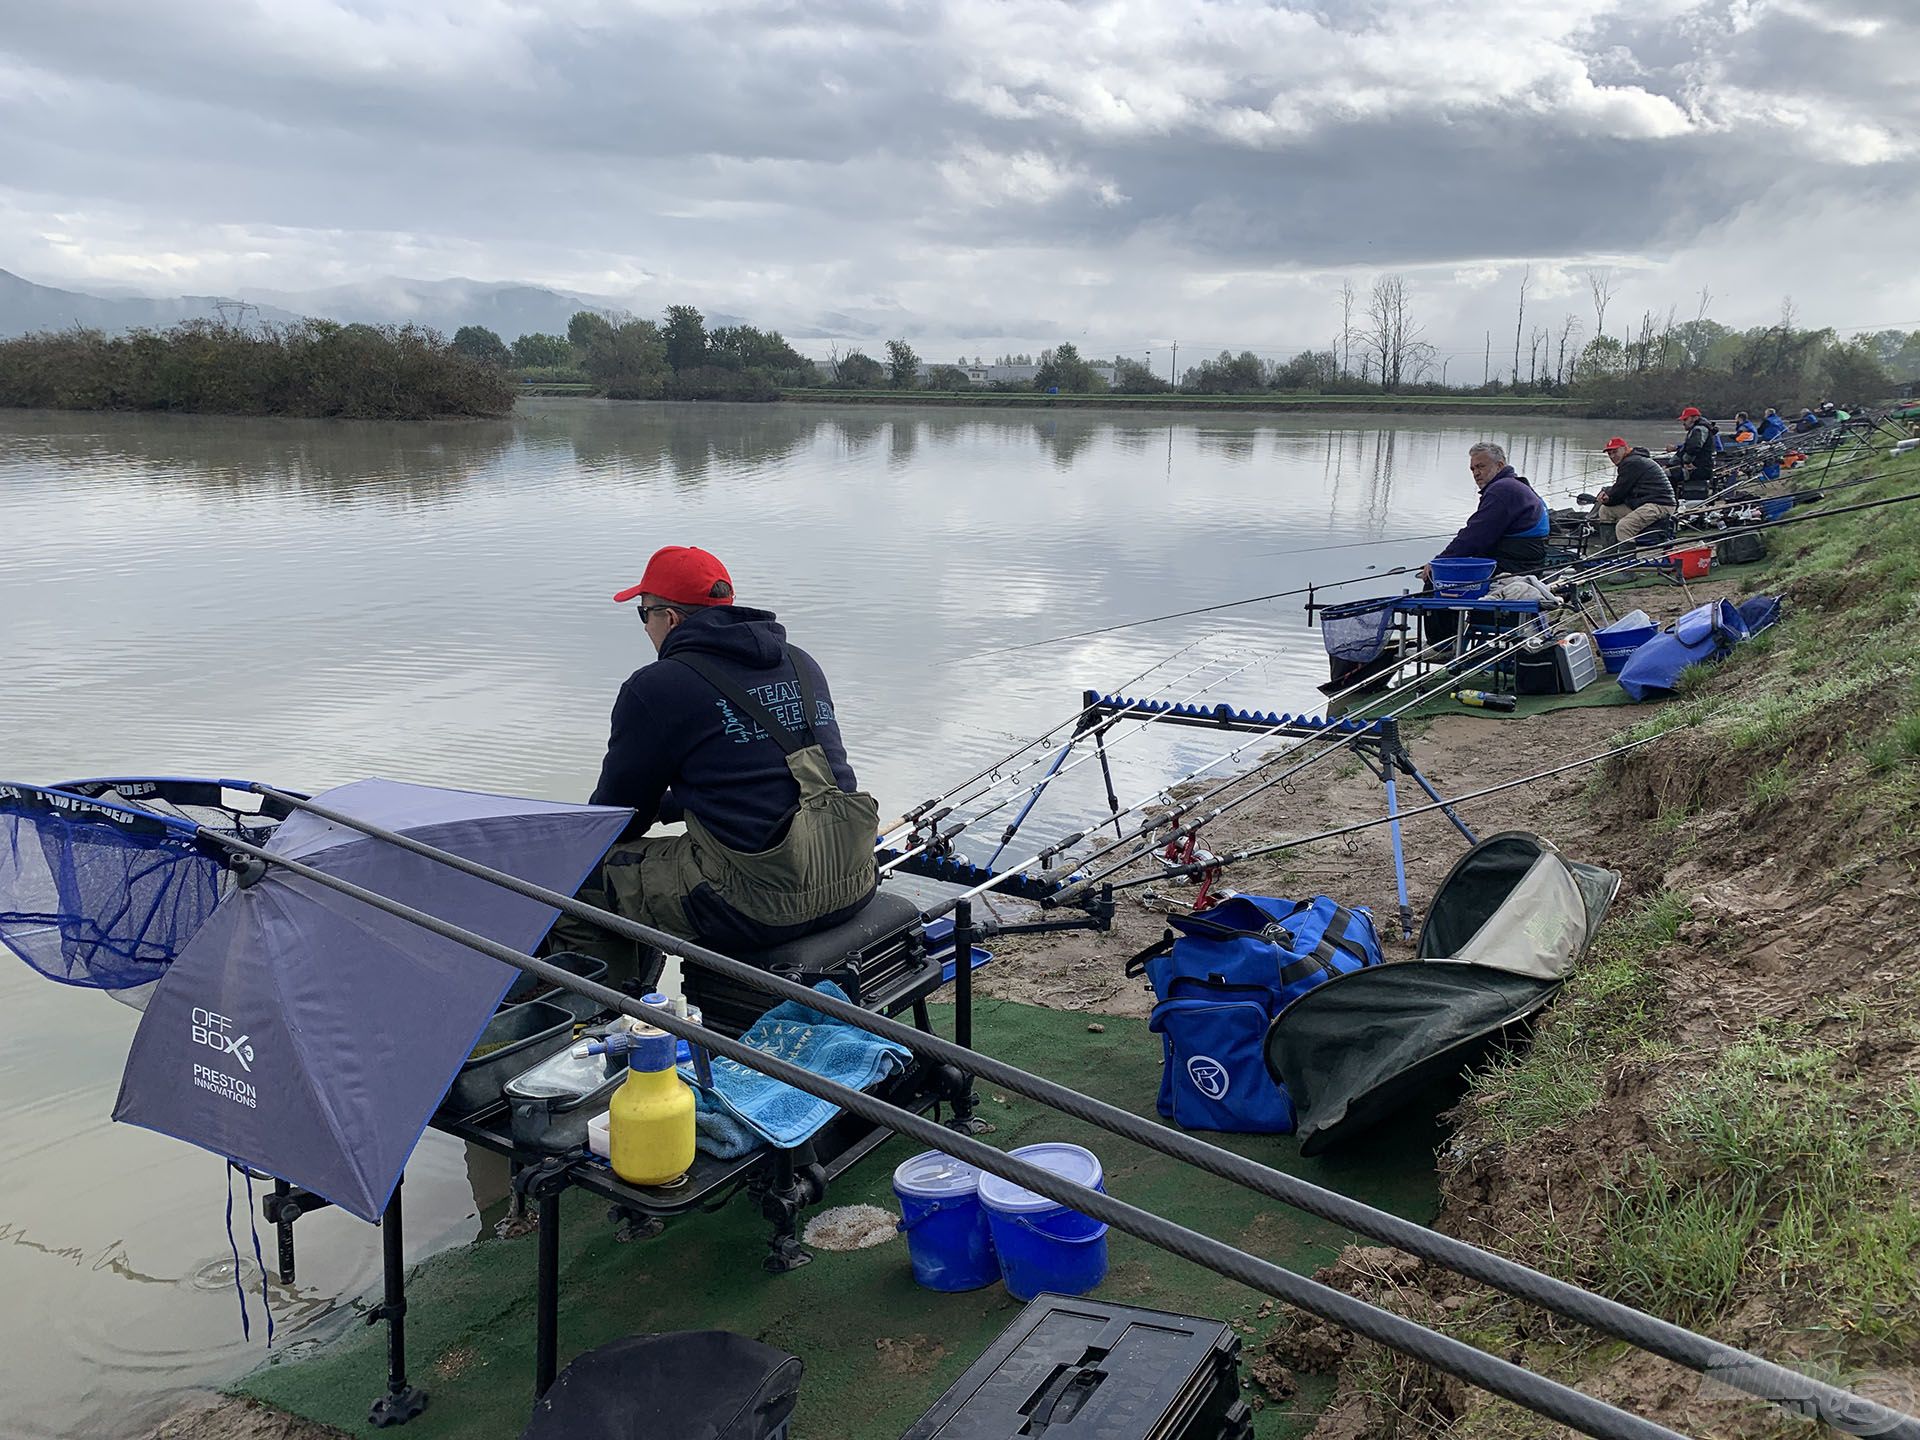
top-left (900, 1293), bottom-right (1249, 1440)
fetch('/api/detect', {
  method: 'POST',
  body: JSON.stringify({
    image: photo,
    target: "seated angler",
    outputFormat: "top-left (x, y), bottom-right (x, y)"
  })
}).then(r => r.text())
top-left (547, 546), bottom-right (880, 989)
top-left (1756, 407), bottom-right (1787, 442)
top-left (1729, 411), bottom-right (1757, 444)
top-left (1670, 406), bottom-right (1718, 501)
top-left (1420, 442), bottom-right (1549, 642)
top-left (1591, 436), bottom-right (1678, 545)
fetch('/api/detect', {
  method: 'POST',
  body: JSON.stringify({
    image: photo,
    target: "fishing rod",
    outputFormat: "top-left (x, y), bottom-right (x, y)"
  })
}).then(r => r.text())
top-left (884, 635), bottom-right (1213, 836)
top-left (218, 781), bottom-right (1920, 1440)
top-left (879, 636), bottom-right (1269, 854)
top-left (1570, 478), bottom-right (1913, 575)
top-left (881, 638), bottom-right (1298, 875)
top-left (964, 448), bottom-right (1665, 665)
top-left (954, 566), bottom-right (1424, 662)
top-left (1087, 484), bottom-right (1920, 900)
top-left (1042, 622), bottom-right (1557, 905)
top-left (1116, 731), bottom-right (1665, 890)
top-left (921, 622), bottom-right (1554, 920)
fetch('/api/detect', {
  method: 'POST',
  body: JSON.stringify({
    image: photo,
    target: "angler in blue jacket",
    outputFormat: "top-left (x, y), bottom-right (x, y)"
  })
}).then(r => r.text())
top-left (1419, 442), bottom-right (1549, 642)
top-left (1756, 408), bottom-right (1787, 442)
top-left (1429, 442), bottom-right (1550, 576)
top-left (546, 545), bottom-right (880, 986)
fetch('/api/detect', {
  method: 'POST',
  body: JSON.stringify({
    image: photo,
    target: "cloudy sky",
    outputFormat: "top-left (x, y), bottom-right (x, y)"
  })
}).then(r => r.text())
top-left (3, 0), bottom-right (1917, 366)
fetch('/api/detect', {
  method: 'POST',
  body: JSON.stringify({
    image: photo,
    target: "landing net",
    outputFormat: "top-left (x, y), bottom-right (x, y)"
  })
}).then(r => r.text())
top-left (0, 778), bottom-right (289, 991)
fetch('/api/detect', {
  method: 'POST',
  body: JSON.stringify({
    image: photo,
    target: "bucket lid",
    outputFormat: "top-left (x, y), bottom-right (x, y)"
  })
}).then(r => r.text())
top-left (976, 1142), bottom-right (1104, 1214)
top-left (893, 1150), bottom-right (980, 1200)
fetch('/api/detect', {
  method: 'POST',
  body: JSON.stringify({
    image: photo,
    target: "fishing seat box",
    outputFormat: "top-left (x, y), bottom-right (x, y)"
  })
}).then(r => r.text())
top-left (682, 889), bottom-right (941, 1038)
top-left (900, 1293), bottom-right (1249, 1440)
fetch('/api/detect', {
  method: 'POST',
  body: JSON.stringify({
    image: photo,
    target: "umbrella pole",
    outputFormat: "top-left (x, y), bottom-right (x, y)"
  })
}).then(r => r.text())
top-left (368, 1180), bottom-right (428, 1427)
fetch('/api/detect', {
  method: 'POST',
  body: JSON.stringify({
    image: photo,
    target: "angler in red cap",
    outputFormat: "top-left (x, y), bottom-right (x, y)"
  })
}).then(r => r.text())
top-left (546, 545), bottom-right (879, 986)
top-left (1671, 406), bottom-right (1719, 501)
top-left (1590, 436), bottom-right (1676, 544)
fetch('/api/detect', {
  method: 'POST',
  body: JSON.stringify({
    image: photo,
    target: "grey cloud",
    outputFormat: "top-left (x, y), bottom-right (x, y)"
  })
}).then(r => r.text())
top-left (2, 1), bottom-right (1916, 354)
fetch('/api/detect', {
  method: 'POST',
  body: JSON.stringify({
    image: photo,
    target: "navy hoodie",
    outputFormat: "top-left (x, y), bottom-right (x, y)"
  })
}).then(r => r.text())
top-left (1435, 468), bottom-right (1547, 560)
top-left (589, 606), bottom-right (859, 851)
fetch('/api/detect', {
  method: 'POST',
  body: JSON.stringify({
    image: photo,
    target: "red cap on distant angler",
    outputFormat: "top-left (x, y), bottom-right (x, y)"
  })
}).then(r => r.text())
top-left (1600, 437), bottom-right (1629, 452)
top-left (1677, 406), bottom-right (1703, 421)
top-left (612, 546), bottom-right (735, 607)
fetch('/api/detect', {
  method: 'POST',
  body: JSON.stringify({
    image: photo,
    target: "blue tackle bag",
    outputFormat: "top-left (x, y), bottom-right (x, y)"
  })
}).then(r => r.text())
top-left (1127, 895), bottom-right (1384, 1133)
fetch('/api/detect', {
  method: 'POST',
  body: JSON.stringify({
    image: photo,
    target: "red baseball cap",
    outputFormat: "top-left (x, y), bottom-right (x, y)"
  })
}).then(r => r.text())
top-left (612, 546), bottom-right (734, 607)
top-left (1600, 437), bottom-right (1629, 452)
top-left (1677, 406), bottom-right (1702, 421)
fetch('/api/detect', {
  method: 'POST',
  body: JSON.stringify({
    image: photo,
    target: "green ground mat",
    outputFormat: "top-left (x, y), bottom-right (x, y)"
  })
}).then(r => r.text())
top-left (1387, 672), bottom-right (1642, 721)
top-left (241, 999), bottom-right (1441, 1440)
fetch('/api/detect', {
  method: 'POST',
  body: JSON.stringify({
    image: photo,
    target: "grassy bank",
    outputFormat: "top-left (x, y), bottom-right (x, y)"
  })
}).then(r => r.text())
top-left (0, 320), bottom-right (516, 419)
top-left (1297, 442), bottom-right (1920, 1437)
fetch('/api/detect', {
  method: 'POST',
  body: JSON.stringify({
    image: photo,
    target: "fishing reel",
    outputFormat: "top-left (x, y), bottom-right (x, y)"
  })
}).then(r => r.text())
top-left (1157, 832), bottom-right (1225, 911)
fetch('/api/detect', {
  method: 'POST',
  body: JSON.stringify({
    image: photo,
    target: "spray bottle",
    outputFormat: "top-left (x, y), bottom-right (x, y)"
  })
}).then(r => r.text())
top-left (583, 1022), bottom-right (695, 1186)
top-left (1452, 689), bottom-right (1518, 712)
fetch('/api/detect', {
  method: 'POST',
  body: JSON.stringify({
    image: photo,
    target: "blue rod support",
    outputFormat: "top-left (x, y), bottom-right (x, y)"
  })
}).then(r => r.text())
top-left (986, 738), bottom-right (1076, 869)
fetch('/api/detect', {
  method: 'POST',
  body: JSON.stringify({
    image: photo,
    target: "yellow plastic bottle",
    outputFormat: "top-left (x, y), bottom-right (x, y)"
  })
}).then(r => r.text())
top-left (608, 1023), bottom-right (696, 1186)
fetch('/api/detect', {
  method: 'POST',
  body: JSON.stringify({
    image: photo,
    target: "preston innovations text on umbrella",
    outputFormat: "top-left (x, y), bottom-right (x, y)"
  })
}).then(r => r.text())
top-left (161, 801), bottom-right (1920, 1439)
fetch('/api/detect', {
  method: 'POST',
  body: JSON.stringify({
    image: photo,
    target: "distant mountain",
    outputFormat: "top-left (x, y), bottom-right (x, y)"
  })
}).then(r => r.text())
top-left (237, 276), bottom-right (630, 341)
top-left (2, 266), bottom-right (904, 349)
top-left (0, 269), bottom-right (304, 338)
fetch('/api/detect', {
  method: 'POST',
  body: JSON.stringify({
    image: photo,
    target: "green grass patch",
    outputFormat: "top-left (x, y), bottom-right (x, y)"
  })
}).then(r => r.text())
top-left (1461, 893), bottom-right (1682, 1146)
top-left (1585, 1027), bottom-right (1920, 1346)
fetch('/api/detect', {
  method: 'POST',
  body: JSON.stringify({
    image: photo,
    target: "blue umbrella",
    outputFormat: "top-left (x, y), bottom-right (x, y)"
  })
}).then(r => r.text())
top-left (110, 778), bottom-right (629, 1223)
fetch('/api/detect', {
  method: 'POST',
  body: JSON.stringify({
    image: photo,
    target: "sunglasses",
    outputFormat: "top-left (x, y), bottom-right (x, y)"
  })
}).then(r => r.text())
top-left (635, 603), bottom-right (683, 624)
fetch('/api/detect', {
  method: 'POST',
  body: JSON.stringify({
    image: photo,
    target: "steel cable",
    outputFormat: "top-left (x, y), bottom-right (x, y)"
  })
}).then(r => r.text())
top-left (192, 820), bottom-right (1697, 1440)
top-left (242, 782), bottom-right (1920, 1440)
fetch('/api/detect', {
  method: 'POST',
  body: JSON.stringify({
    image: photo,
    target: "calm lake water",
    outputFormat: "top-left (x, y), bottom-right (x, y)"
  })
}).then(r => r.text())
top-left (0, 399), bottom-right (1614, 1437)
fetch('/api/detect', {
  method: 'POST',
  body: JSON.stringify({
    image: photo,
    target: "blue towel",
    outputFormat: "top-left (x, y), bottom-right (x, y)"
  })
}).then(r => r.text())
top-left (684, 982), bottom-right (912, 1159)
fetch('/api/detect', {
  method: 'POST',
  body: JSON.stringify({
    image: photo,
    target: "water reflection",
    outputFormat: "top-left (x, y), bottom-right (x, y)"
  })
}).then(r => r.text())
top-left (0, 409), bottom-right (519, 508)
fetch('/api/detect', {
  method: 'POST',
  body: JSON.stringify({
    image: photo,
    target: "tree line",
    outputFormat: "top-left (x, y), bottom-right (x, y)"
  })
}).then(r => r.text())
top-left (0, 319), bottom-right (516, 418)
top-left (453, 306), bottom-right (813, 402)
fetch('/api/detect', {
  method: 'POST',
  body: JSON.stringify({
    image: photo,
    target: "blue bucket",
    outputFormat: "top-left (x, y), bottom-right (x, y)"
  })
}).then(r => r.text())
top-left (976, 1142), bottom-right (1109, 1301)
top-left (1429, 556), bottom-right (1497, 599)
top-left (892, 1151), bottom-right (998, 1292)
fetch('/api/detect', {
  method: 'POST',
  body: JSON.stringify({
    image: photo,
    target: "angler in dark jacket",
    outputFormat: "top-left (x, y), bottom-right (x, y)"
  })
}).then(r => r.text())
top-left (1671, 406), bottom-right (1718, 501)
top-left (1431, 442), bottom-right (1550, 576)
top-left (548, 546), bottom-right (879, 985)
top-left (1421, 442), bottom-right (1549, 643)
top-left (1592, 437), bottom-right (1677, 544)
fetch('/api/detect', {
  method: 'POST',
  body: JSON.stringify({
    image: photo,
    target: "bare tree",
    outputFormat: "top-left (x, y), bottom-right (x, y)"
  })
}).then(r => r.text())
top-left (1358, 274), bottom-right (1434, 391)
top-left (1771, 294), bottom-right (1800, 371)
top-left (1586, 267), bottom-right (1617, 345)
top-left (1483, 331), bottom-right (1491, 386)
top-left (1656, 303), bottom-right (1678, 370)
top-left (1528, 326), bottom-right (1550, 387)
top-left (1556, 314), bottom-right (1583, 385)
top-left (1630, 309), bottom-right (1660, 373)
top-left (1512, 264), bottom-right (1531, 385)
top-left (1338, 280), bottom-right (1357, 381)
